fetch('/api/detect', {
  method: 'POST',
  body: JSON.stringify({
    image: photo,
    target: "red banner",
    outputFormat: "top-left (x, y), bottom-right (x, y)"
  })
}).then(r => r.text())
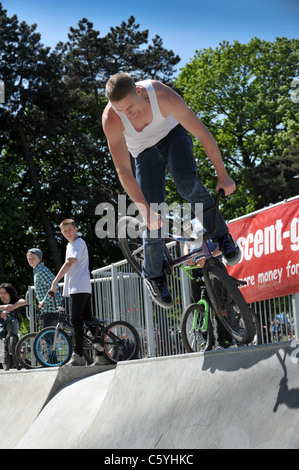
top-left (227, 197), bottom-right (299, 303)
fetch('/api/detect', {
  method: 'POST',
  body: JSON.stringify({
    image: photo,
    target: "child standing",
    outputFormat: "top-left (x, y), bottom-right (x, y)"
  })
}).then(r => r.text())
top-left (50, 219), bottom-right (97, 366)
top-left (26, 248), bottom-right (61, 327)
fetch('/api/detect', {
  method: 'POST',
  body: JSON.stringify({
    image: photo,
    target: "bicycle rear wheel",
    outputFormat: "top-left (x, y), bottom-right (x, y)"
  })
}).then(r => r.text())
top-left (181, 303), bottom-right (214, 353)
top-left (236, 309), bottom-right (262, 346)
top-left (2, 336), bottom-right (19, 370)
top-left (204, 259), bottom-right (255, 344)
top-left (102, 321), bottom-right (141, 364)
top-left (118, 216), bottom-right (145, 277)
top-left (34, 327), bottom-right (72, 367)
top-left (16, 332), bottom-right (42, 369)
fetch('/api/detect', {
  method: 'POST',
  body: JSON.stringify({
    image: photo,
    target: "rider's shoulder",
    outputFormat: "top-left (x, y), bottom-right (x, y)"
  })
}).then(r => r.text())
top-left (102, 102), bottom-right (115, 120)
top-left (102, 103), bottom-right (123, 131)
top-left (152, 80), bottom-right (171, 94)
top-left (152, 80), bottom-right (181, 114)
top-left (153, 80), bottom-right (179, 103)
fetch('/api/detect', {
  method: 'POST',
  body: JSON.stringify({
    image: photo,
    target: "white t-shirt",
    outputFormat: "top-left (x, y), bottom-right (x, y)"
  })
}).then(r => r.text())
top-left (62, 237), bottom-right (91, 297)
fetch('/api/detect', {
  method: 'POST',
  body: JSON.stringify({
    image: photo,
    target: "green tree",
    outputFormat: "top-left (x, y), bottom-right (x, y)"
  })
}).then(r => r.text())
top-left (176, 37), bottom-right (299, 218)
top-left (0, 4), bottom-right (181, 296)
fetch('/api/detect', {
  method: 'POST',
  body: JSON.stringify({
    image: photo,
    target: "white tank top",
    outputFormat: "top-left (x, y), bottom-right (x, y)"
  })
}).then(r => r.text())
top-left (111, 80), bottom-right (178, 158)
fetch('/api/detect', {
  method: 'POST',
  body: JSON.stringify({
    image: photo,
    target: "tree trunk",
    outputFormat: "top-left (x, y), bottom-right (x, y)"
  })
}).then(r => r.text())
top-left (16, 124), bottom-right (62, 271)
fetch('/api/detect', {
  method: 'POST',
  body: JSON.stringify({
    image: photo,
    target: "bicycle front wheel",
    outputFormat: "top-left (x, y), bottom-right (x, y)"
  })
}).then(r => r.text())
top-left (34, 327), bottom-right (72, 367)
top-left (204, 260), bottom-right (255, 344)
top-left (103, 321), bottom-right (141, 364)
top-left (16, 332), bottom-right (42, 369)
top-left (118, 216), bottom-right (145, 277)
top-left (181, 303), bottom-right (214, 353)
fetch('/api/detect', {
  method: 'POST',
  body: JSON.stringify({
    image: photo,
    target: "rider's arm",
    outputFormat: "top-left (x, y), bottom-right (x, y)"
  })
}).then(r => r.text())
top-left (1, 298), bottom-right (27, 319)
top-left (50, 258), bottom-right (76, 293)
top-left (154, 81), bottom-right (236, 196)
top-left (4, 299), bottom-right (27, 312)
top-left (102, 105), bottom-right (161, 230)
top-left (0, 310), bottom-right (7, 320)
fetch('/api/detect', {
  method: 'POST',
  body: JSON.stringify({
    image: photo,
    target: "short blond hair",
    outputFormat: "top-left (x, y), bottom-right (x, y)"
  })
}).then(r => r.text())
top-left (60, 218), bottom-right (76, 229)
top-left (105, 72), bottom-right (136, 102)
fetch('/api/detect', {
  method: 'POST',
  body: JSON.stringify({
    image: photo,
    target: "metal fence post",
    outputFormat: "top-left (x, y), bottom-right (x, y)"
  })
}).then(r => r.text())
top-left (180, 268), bottom-right (191, 311)
top-left (292, 293), bottom-right (299, 339)
top-left (111, 263), bottom-right (120, 321)
top-left (143, 282), bottom-right (156, 357)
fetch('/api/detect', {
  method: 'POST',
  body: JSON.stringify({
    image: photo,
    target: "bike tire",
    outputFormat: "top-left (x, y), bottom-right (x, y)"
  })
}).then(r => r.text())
top-left (16, 332), bottom-right (42, 369)
top-left (181, 303), bottom-right (214, 353)
top-left (237, 309), bottom-right (262, 347)
top-left (102, 320), bottom-right (141, 364)
top-left (2, 338), bottom-right (11, 370)
top-left (11, 335), bottom-right (20, 369)
top-left (118, 216), bottom-right (145, 277)
top-left (83, 336), bottom-right (95, 364)
top-left (34, 327), bottom-right (73, 367)
top-left (2, 336), bottom-right (19, 370)
top-left (204, 260), bottom-right (255, 344)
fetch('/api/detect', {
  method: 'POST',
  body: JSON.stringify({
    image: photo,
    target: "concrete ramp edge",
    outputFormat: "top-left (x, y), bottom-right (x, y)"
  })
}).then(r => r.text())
top-left (0, 363), bottom-right (115, 449)
top-left (10, 342), bottom-right (299, 449)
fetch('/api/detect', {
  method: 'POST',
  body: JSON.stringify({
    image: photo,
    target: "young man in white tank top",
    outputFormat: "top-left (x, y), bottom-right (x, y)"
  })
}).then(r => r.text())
top-left (102, 73), bottom-right (241, 308)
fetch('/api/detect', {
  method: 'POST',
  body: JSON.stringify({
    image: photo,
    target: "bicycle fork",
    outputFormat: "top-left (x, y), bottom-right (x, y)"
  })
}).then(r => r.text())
top-left (50, 323), bottom-right (63, 351)
top-left (192, 290), bottom-right (209, 333)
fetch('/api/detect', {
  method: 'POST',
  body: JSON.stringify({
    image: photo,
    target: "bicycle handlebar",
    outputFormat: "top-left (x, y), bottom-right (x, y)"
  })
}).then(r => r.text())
top-left (3, 312), bottom-right (16, 323)
top-left (152, 188), bottom-right (226, 243)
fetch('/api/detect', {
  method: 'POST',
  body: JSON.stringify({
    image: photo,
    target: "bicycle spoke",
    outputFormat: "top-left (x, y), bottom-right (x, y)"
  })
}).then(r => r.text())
top-left (34, 329), bottom-right (72, 367)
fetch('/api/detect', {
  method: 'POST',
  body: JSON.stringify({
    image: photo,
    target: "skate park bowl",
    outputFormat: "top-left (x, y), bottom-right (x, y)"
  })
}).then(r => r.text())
top-left (0, 341), bottom-right (298, 449)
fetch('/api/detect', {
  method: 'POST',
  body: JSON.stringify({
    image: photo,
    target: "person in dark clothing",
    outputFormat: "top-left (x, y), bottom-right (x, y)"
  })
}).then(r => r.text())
top-left (0, 283), bottom-right (27, 358)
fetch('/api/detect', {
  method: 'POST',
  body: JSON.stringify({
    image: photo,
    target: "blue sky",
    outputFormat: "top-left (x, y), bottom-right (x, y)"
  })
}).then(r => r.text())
top-left (2, 0), bottom-right (299, 73)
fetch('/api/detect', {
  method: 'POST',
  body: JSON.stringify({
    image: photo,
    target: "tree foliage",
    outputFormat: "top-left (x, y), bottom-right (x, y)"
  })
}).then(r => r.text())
top-left (0, 4), bottom-right (180, 295)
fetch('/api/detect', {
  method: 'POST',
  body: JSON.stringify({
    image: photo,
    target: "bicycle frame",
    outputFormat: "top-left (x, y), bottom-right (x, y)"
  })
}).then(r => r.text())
top-left (146, 189), bottom-right (224, 272)
top-left (2, 313), bottom-right (19, 368)
top-left (51, 310), bottom-right (71, 352)
top-left (163, 236), bottom-right (214, 271)
top-left (181, 265), bottom-right (210, 334)
top-left (47, 298), bottom-right (118, 353)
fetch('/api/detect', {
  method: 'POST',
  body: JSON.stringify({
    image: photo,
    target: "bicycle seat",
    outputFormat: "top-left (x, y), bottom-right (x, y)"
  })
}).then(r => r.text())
top-left (84, 316), bottom-right (106, 326)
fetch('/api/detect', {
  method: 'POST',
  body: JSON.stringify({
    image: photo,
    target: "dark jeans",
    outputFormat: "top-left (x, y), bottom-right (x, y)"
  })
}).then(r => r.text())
top-left (0, 317), bottom-right (19, 339)
top-left (135, 125), bottom-right (228, 279)
top-left (70, 292), bottom-right (96, 356)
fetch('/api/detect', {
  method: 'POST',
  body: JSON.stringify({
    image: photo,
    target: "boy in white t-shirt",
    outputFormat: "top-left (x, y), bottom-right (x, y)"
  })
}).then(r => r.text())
top-left (50, 219), bottom-right (97, 366)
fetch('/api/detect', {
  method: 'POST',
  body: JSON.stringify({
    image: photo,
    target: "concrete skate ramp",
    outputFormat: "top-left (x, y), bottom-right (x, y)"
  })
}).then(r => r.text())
top-left (0, 364), bottom-right (115, 449)
top-left (14, 342), bottom-right (299, 449)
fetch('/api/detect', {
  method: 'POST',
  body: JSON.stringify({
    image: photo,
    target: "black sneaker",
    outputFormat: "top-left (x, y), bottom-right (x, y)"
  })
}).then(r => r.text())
top-left (219, 232), bottom-right (241, 266)
top-left (217, 339), bottom-right (236, 350)
top-left (144, 276), bottom-right (173, 309)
